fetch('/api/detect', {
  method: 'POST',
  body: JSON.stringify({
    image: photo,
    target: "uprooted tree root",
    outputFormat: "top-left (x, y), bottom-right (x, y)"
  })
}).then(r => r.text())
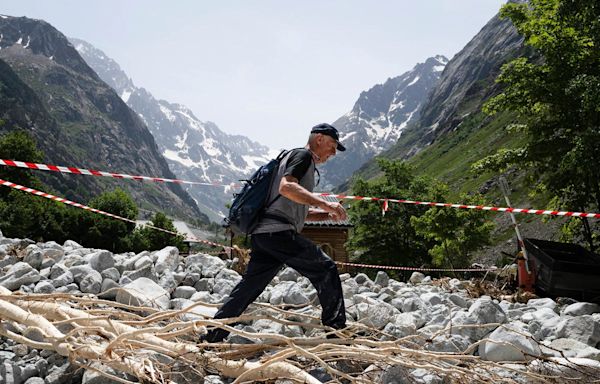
top-left (0, 286), bottom-right (598, 384)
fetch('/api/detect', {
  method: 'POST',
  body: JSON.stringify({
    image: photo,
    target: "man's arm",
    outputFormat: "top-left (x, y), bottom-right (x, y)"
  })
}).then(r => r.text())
top-left (279, 175), bottom-right (347, 220)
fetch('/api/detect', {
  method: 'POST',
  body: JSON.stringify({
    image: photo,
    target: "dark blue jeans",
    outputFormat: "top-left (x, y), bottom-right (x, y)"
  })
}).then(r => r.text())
top-left (204, 230), bottom-right (346, 342)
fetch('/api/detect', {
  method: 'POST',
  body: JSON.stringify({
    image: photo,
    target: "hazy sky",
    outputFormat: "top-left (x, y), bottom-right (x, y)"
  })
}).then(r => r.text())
top-left (3, 1), bottom-right (506, 150)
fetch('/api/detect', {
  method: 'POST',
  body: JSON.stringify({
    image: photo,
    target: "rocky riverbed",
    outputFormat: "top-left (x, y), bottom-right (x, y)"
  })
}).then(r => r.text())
top-left (0, 235), bottom-right (599, 383)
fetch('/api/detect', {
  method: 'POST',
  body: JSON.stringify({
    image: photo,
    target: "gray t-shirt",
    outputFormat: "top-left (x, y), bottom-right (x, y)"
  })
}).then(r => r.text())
top-left (252, 148), bottom-right (315, 234)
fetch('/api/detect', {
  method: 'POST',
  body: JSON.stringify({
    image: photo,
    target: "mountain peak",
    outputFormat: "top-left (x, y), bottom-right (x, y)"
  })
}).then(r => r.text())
top-left (319, 56), bottom-right (446, 188)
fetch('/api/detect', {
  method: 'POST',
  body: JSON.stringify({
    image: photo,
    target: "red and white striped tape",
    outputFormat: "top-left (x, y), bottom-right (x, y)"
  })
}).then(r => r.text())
top-left (0, 177), bottom-right (507, 274)
top-left (316, 193), bottom-right (600, 219)
top-left (334, 261), bottom-right (498, 272)
top-left (2, 158), bottom-right (599, 219)
top-left (0, 159), bottom-right (241, 188)
top-left (0, 178), bottom-right (232, 250)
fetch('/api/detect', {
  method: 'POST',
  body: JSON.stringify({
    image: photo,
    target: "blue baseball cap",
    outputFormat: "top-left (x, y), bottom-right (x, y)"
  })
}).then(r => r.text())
top-left (310, 123), bottom-right (346, 151)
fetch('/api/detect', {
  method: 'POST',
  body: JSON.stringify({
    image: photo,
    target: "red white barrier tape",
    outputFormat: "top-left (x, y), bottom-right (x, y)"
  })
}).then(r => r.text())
top-left (0, 159), bottom-right (240, 188)
top-left (334, 261), bottom-right (498, 272)
top-left (317, 193), bottom-right (600, 219)
top-left (0, 177), bottom-right (511, 274)
top-left (3, 158), bottom-right (600, 218)
top-left (0, 178), bottom-right (232, 250)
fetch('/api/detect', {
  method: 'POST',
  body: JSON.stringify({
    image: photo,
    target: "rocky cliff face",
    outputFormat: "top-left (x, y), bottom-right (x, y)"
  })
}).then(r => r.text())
top-left (0, 15), bottom-right (206, 223)
top-left (319, 56), bottom-right (447, 189)
top-left (71, 38), bottom-right (276, 220)
top-left (382, 14), bottom-right (524, 161)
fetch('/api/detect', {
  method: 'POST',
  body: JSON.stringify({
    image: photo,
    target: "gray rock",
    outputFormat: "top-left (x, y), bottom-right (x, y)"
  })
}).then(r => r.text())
top-left (527, 298), bottom-right (557, 312)
top-left (420, 292), bottom-right (443, 306)
top-left (374, 271), bottom-right (389, 287)
top-left (269, 281), bottom-right (310, 306)
top-left (121, 265), bottom-right (155, 283)
top-left (0, 362), bottom-right (22, 384)
top-left (554, 315), bottom-right (600, 346)
top-left (78, 270), bottom-right (103, 294)
top-left (451, 298), bottom-right (507, 342)
top-left (20, 365), bottom-right (37, 383)
top-left (409, 272), bottom-right (425, 284)
top-left (40, 257), bottom-right (56, 270)
top-left (33, 281), bottom-right (55, 294)
top-left (42, 247), bottom-right (64, 262)
top-left (173, 286), bottom-right (197, 299)
top-left (51, 271), bottom-right (74, 288)
top-left (185, 253), bottom-right (225, 277)
top-left (133, 255), bottom-right (153, 270)
top-left (154, 247), bottom-right (180, 275)
top-left (63, 240), bottom-right (82, 249)
top-left (448, 294), bottom-right (469, 308)
top-left (23, 327), bottom-right (45, 343)
top-left (479, 322), bottom-right (541, 361)
top-left (98, 279), bottom-right (119, 300)
top-left (0, 262), bottom-right (41, 291)
top-left (181, 272), bottom-right (200, 286)
top-left (87, 251), bottom-right (115, 273)
top-left (549, 338), bottom-right (600, 361)
top-left (354, 273), bottom-right (371, 285)
top-left (69, 265), bottom-right (96, 283)
top-left (24, 250), bottom-right (43, 270)
top-left (194, 277), bottom-right (214, 292)
top-left (100, 267), bottom-right (120, 282)
top-left (562, 302), bottom-right (600, 317)
top-left (381, 313), bottom-right (418, 339)
top-left (55, 283), bottom-right (80, 294)
top-left (158, 271), bottom-right (179, 292)
top-left (81, 363), bottom-right (122, 384)
top-left (24, 378), bottom-right (44, 384)
top-left (204, 375), bottom-right (226, 384)
top-left (427, 334), bottom-right (472, 353)
top-left (278, 267), bottom-right (299, 282)
top-left (355, 301), bottom-right (399, 330)
top-left (116, 277), bottom-right (170, 310)
top-left (521, 307), bottom-right (559, 323)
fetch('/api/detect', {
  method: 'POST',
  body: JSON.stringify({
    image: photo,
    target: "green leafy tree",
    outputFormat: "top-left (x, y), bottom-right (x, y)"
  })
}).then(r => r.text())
top-left (78, 188), bottom-right (139, 252)
top-left (411, 191), bottom-right (494, 268)
top-left (348, 159), bottom-right (435, 276)
top-left (483, 0), bottom-right (600, 249)
top-left (0, 130), bottom-right (44, 194)
top-left (138, 212), bottom-right (185, 252)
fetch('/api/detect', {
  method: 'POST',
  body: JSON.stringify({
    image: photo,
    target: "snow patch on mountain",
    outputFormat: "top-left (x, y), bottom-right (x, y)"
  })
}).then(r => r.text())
top-left (71, 37), bottom-right (275, 221)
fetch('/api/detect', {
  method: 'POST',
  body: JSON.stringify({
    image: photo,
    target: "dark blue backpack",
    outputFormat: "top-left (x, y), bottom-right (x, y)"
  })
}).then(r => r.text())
top-left (224, 150), bottom-right (290, 235)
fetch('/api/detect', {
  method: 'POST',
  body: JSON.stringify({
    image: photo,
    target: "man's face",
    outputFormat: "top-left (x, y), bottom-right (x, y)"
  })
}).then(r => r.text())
top-left (314, 134), bottom-right (338, 164)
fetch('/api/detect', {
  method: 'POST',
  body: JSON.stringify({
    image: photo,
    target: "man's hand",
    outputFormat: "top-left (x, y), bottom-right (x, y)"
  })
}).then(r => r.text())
top-left (320, 201), bottom-right (347, 221)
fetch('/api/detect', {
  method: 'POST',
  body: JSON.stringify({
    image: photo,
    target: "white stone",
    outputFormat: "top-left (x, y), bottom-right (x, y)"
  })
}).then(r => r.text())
top-left (562, 302), bottom-right (600, 316)
top-left (374, 271), bottom-right (389, 287)
top-left (355, 301), bottom-right (399, 330)
top-left (526, 298), bottom-right (557, 311)
top-left (186, 253), bottom-right (225, 278)
top-left (549, 338), bottom-right (600, 361)
top-left (63, 240), bottom-right (82, 249)
top-left (554, 315), bottom-right (600, 346)
top-left (116, 277), bottom-right (170, 310)
top-left (521, 307), bottom-right (559, 323)
top-left (154, 246), bottom-right (180, 275)
top-left (269, 281), bottom-right (310, 306)
top-left (479, 322), bottom-right (541, 361)
top-left (278, 267), bottom-right (299, 282)
top-left (409, 272), bottom-right (425, 284)
top-left (174, 286), bottom-right (197, 299)
top-left (87, 250), bottom-right (115, 272)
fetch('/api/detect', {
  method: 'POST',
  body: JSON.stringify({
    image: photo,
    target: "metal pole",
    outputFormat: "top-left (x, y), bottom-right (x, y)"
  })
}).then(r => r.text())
top-left (499, 176), bottom-right (530, 273)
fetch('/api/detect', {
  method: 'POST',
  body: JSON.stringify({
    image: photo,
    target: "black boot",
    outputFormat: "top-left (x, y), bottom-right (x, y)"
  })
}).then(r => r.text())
top-left (200, 328), bottom-right (229, 343)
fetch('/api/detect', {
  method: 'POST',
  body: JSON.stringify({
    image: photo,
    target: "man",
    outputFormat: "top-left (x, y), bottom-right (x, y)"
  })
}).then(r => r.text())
top-left (202, 123), bottom-right (348, 342)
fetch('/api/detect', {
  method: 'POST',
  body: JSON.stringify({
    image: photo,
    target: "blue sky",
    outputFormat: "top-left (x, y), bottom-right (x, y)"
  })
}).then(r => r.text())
top-left (3, 1), bottom-right (506, 149)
